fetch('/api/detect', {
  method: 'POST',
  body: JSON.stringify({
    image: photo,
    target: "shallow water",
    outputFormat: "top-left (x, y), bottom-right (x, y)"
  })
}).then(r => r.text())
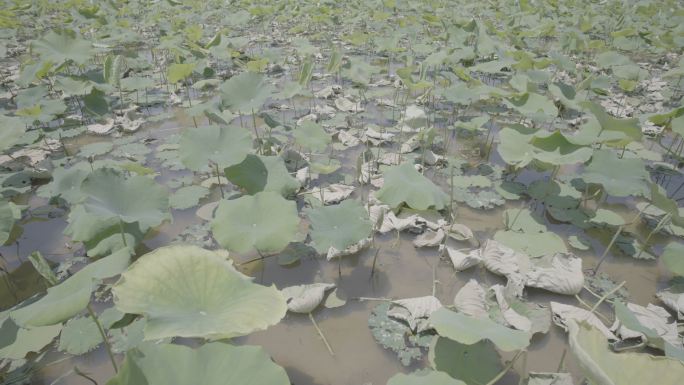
top-left (8, 110), bottom-right (671, 384)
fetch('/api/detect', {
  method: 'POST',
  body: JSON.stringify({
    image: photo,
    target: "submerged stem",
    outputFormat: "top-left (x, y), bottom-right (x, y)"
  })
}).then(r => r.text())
top-left (485, 350), bottom-right (524, 385)
top-left (308, 312), bottom-right (334, 356)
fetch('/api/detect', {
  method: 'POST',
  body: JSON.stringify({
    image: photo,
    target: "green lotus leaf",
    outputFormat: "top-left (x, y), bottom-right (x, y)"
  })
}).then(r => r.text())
top-left (0, 199), bottom-right (21, 246)
top-left (179, 125), bottom-right (252, 170)
top-left (167, 63), bottom-right (196, 83)
top-left (529, 131), bottom-right (593, 166)
top-left (37, 163), bottom-right (90, 204)
top-left (219, 72), bottom-right (274, 112)
top-left (428, 338), bottom-right (502, 385)
top-left (112, 245), bottom-right (286, 340)
top-left (505, 92), bottom-right (558, 121)
top-left (567, 320), bottom-right (684, 385)
top-left (581, 101), bottom-right (641, 143)
top-left (429, 308), bottom-right (531, 352)
top-left (294, 120), bottom-right (331, 152)
top-left (106, 342), bottom-right (290, 385)
top-left (169, 185), bottom-right (210, 210)
top-left (0, 115), bottom-right (27, 153)
top-left (386, 370), bottom-right (467, 385)
top-left (80, 168), bottom-right (170, 231)
top-left (11, 248), bottom-right (131, 327)
top-left (661, 242), bottom-right (684, 277)
top-left (494, 230), bottom-right (567, 257)
top-left (497, 127), bottom-right (536, 167)
top-left (581, 150), bottom-right (650, 197)
top-left (31, 29), bottom-right (93, 66)
top-left (0, 318), bottom-right (62, 360)
top-left (224, 154), bottom-right (301, 197)
top-left (58, 315), bottom-right (102, 355)
top-left (376, 163), bottom-right (449, 210)
top-left (212, 191), bottom-right (299, 254)
top-left (306, 199), bottom-right (372, 253)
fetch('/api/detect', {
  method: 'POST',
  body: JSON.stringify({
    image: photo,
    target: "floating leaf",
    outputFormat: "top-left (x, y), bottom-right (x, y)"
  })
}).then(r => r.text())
top-left (211, 191), bottom-right (299, 254)
top-left (179, 125), bottom-right (252, 171)
top-left (429, 338), bottom-right (502, 385)
top-left (11, 248), bottom-right (131, 327)
top-left (80, 168), bottom-right (170, 231)
top-left (386, 370), bottom-right (467, 385)
top-left (581, 150), bottom-right (650, 197)
top-left (661, 242), bottom-right (684, 276)
top-left (376, 163), bottom-right (449, 210)
top-left (224, 155), bottom-right (300, 197)
top-left (107, 342), bottom-right (290, 385)
top-left (430, 308), bottom-right (531, 351)
top-left (112, 245), bottom-right (286, 340)
top-left (306, 199), bottom-right (372, 253)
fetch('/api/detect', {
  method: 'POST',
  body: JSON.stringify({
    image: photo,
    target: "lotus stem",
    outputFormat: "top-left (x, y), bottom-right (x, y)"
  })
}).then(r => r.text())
top-left (592, 225), bottom-right (623, 275)
top-left (214, 163), bottom-right (224, 199)
top-left (556, 347), bottom-right (567, 372)
top-left (118, 219), bottom-right (127, 248)
top-left (589, 281), bottom-right (625, 314)
top-left (73, 366), bottom-right (98, 385)
top-left (485, 350), bottom-right (524, 385)
top-left (369, 248), bottom-right (381, 278)
top-left (86, 304), bottom-right (118, 373)
top-left (517, 350), bottom-right (528, 385)
top-left (308, 312), bottom-right (334, 356)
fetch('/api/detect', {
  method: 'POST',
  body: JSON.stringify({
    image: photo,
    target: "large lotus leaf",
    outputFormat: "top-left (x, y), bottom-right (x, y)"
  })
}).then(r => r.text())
top-left (11, 248), bottom-right (131, 327)
top-left (0, 115), bottom-right (26, 152)
top-left (211, 192), bottom-right (299, 254)
top-left (219, 72), bottom-right (275, 112)
top-left (179, 125), bottom-right (252, 170)
top-left (581, 101), bottom-right (641, 143)
top-left (386, 371), bottom-right (467, 385)
top-left (294, 121), bottom-right (331, 152)
top-left (429, 308), bottom-right (531, 351)
top-left (112, 245), bottom-right (286, 340)
top-left (376, 163), bottom-right (449, 210)
top-left (0, 318), bottom-right (62, 360)
top-left (224, 154), bottom-right (300, 197)
top-left (661, 242), bottom-right (684, 277)
top-left (505, 92), bottom-right (558, 121)
top-left (567, 320), bottom-right (684, 385)
top-left (107, 342), bottom-right (290, 385)
top-left (80, 168), bottom-right (170, 230)
top-left (428, 338), bottom-right (502, 385)
top-left (37, 163), bottom-right (90, 204)
top-left (530, 131), bottom-right (593, 166)
top-left (306, 199), bottom-right (373, 253)
top-left (31, 29), bottom-right (93, 65)
top-left (581, 150), bottom-right (650, 197)
top-left (497, 127), bottom-right (535, 167)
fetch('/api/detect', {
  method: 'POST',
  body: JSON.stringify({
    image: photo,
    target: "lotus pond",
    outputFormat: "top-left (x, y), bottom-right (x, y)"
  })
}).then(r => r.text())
top-left (2, 0), bottom-right (684, 384)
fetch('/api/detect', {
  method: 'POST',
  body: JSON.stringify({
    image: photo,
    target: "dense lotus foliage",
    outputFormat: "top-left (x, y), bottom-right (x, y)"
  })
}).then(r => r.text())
top-left (0, 0), bottom-right (684, 384)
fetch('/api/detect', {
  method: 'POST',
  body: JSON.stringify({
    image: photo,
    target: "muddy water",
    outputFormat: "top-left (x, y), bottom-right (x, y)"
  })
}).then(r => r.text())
top-left (0, 103), bottom-right (673, 385)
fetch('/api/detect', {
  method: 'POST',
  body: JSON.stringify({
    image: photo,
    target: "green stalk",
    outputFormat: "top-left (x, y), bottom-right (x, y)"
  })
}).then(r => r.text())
top-left (87, 304), bottom-right (118, 373)
top-left (118, 218), bottom-right (128, 248)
